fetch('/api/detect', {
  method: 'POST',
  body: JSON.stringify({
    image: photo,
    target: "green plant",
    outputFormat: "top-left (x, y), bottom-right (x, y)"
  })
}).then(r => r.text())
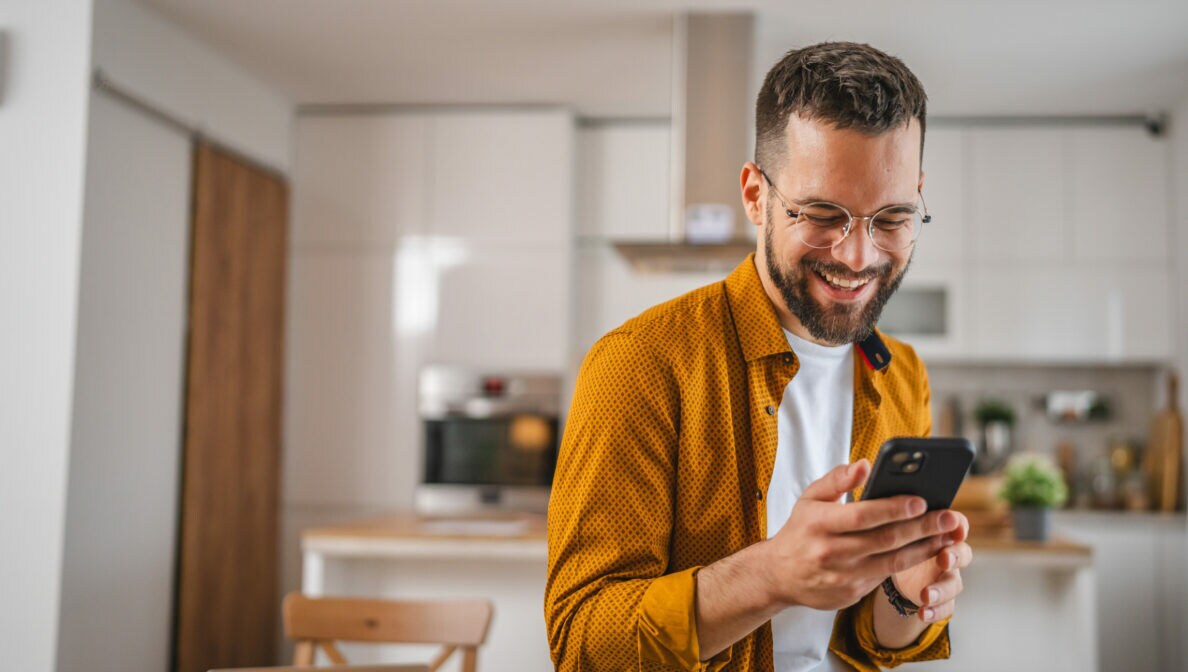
top-left (975, 399), bottom-right (1016, 426)
top-left (998, 454), bottom-right (1068, 508)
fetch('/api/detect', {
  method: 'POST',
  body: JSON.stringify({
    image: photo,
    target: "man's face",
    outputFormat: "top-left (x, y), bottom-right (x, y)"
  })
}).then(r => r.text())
top-left (749, 115), bottom-right (922, 345)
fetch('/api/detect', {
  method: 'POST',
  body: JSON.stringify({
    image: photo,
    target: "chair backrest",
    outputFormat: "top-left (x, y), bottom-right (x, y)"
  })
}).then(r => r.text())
top-left (282, 593), bottom-right (493, 672)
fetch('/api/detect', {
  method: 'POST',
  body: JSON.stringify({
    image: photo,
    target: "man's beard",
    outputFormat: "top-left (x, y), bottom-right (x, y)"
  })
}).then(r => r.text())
top-left (764, 201), bottom-right (909, 345)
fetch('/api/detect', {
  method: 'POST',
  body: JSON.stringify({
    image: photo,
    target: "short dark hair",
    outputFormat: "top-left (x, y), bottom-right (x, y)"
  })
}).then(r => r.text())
top-left (755, 41), bottom-right (928, 171)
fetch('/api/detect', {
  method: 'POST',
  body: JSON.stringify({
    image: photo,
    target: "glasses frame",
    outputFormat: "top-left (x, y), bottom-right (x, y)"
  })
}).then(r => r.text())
top-left (758, 168), bottom-right (931, 252)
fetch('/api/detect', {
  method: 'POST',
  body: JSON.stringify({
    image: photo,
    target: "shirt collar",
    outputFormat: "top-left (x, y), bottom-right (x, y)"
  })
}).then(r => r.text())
top-left (723, 253), bottom-right (893, 374)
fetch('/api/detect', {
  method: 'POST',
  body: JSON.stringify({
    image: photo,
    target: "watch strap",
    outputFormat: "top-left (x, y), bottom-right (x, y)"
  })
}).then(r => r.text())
top-left (880, 576), bottom-right (920, 617)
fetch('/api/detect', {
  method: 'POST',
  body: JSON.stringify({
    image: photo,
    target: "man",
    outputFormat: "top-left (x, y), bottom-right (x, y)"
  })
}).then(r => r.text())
top-left (545, 42), bottom-right (972, 672)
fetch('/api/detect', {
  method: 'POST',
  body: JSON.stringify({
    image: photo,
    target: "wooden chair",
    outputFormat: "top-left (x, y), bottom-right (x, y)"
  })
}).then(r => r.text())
top-left (282, 593), bottom-right (494, 672)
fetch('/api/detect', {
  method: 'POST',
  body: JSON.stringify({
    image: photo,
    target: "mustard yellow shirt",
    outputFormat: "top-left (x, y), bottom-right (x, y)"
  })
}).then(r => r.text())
top-left (545, 255), bottom-right (950, 671)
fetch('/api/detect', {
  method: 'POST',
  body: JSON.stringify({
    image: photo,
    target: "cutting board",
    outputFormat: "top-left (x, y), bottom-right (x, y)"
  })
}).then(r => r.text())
top-left (1145, 372), bottom-right (1184, 512)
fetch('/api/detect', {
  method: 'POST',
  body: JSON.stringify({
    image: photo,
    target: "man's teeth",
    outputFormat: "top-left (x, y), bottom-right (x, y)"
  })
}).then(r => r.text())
top-left (819, 271), bottom-right (869, 290)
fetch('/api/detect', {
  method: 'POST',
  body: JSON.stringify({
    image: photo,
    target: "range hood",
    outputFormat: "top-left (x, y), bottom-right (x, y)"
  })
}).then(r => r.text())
top-left (613, 12), bottom-right (756, 273)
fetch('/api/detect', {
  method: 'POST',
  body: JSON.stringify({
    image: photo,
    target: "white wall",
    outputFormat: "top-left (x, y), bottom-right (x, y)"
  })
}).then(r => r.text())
top-left (0, 1), bottom-right (94, 668)
top-left (92, 0), bottom-right (293, 171)
top-left (56, 89), bottom-right (192, 672)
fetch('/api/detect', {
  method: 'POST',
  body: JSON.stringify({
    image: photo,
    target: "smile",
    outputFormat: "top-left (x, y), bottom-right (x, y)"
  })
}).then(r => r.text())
top-left (816, 270), bottom-right (872, 291)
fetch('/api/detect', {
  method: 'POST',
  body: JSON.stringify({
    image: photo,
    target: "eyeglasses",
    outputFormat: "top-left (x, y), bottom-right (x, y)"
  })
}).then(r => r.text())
top-left (759, 168), bottom-right (930, 252)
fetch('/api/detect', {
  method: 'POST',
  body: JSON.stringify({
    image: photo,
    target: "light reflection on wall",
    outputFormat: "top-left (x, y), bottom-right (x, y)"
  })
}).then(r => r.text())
top-left (393, 237), bottom-right (470, 336)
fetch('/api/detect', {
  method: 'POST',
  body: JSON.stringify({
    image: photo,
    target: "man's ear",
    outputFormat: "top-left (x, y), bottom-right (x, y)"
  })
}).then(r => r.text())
top-left (741, 162), bottom-right (766, 227)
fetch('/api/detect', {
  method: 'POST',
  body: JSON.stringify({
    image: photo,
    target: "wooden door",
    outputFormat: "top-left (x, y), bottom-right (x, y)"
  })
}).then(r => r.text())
top-left (175, 142), bottom-right (288, 672)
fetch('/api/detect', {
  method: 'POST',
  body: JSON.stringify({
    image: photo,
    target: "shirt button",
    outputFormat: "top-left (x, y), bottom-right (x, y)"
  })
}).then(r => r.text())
top-left (756, 489), bottom-right (764, 501)
top-left (765, 405), bottom-right (776, 415)
top-left (783, 354), bottom-right (792, 364)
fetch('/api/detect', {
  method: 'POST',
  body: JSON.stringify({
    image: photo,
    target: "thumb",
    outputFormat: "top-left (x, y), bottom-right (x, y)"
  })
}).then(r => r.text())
top-left (801, 459), bottom-right (870, 503)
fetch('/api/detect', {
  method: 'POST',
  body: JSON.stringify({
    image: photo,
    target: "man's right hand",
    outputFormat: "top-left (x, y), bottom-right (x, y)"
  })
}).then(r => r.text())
top-left (761, 459), bottom-right (962, 611)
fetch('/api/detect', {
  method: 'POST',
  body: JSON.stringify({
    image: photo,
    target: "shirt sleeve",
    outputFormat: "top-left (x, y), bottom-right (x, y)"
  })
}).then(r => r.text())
top-left (829, 591), bottom-right (951, 670)
top-left (544, 330), bottom-right (732, 671)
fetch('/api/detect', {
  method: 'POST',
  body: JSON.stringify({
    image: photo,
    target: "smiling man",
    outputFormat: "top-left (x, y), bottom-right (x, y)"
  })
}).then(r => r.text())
top-left (546, 42), bottom-right (971, 672)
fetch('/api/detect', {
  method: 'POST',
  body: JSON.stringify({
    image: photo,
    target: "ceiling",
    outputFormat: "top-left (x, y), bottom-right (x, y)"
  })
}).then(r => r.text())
top-left (141, 0), bottom-right (1188, 118)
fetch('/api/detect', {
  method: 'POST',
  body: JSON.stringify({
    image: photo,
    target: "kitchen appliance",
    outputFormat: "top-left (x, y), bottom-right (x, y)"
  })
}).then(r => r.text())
top-left (416, 366), bottom-right (561, 516)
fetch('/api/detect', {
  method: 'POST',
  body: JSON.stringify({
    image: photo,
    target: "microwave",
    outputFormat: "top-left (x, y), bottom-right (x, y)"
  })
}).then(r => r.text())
top-left (415, 366), bottom-right (561, 516)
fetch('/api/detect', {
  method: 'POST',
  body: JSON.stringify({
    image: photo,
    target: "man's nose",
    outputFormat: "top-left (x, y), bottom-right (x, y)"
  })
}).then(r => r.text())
top-left (831, 220), bottom-right (881, 272)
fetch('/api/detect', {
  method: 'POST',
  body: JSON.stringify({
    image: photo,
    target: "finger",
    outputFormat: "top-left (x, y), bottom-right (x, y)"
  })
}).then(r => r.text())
top-left (945, 511), bottom-right (970, 543)
top-left (933, 542), bottom-right (972, 573)
top-left (921, 569), bottom-right (963, 607)
top-left (822, 495), bottom-right (928, 534)
top-left (919, 596), bottom-right (955, 624)
top-left (856, 532), bottom-right (952, 579)
top-left (830, 509), bottom-right (962, 556)
top-left (801, 460), bottom-right (869, 503)
top-left (936, 541), bottom-right (973, 571)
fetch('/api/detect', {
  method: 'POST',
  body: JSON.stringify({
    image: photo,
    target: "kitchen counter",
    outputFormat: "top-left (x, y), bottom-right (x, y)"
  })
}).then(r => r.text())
top-left (301, 512), bottom-right (1091, 566)
top-left (300, 513), bottom-right (1097, 672)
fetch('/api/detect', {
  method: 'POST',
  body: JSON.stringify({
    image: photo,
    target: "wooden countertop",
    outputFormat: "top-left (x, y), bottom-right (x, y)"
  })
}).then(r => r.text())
top-left (302, 513), bottom-right (1092, 568)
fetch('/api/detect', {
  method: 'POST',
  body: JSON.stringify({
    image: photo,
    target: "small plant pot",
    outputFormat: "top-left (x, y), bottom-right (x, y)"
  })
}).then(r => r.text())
top-left (1012, 507), bottom-right (1050, 542)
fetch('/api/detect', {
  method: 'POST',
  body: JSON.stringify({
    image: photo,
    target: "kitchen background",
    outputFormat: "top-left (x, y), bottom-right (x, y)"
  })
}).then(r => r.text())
top-left (4, 0), bottom-right (1188, 671)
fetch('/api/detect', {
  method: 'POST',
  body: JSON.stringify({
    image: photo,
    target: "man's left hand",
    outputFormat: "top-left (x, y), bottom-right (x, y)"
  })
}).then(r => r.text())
top-left (893, 512), bottom-right (972, 623)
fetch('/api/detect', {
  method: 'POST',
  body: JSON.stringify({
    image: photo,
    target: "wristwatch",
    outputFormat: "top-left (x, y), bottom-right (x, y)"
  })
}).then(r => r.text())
top-left (880, 576), bottom-right (920, 617)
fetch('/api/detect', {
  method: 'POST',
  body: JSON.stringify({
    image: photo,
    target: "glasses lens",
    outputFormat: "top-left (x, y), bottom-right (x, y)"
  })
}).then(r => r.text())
top-left (795, 203), bottom-right (850, 248)
top-left (870, 207), bottom-right (924, 251)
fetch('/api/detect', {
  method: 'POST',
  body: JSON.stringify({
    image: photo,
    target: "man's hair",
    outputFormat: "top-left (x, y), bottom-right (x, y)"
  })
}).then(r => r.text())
top-left (755, 41), bottom-right (928, 171)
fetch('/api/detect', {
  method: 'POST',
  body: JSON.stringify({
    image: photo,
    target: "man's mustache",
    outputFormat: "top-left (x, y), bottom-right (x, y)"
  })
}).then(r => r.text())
top-left (800, 257), bottom-right (891, 282)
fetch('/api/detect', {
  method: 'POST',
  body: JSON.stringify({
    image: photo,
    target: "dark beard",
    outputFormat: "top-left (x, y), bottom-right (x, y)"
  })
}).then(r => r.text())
top-left (764, 200), bottom-right (909, 345)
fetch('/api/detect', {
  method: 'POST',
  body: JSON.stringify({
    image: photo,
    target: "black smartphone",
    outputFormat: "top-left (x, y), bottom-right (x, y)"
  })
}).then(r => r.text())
top-left (861, 437), bottom-right (975, 511)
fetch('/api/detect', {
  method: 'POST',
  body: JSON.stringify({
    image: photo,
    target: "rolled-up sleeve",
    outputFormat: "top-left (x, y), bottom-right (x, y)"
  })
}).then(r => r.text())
top-left (545, 330), bottom-right (728, 671)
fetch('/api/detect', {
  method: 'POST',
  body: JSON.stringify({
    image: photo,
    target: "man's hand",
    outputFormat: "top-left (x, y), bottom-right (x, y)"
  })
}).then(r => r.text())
top-left (761, 459), bottom-right (962, 611)
top-left (892, 512), bottom-right (972, 623)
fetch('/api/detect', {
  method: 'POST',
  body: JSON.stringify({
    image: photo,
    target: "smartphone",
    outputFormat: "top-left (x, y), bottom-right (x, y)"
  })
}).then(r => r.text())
top-left (861, 437), bottom-right (975, 511)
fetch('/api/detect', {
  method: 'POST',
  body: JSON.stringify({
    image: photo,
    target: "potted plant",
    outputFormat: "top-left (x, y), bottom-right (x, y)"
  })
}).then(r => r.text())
top-left (973, 399), bottom-right (1016, 473)
top-left (998, 454), bottom-right (1069, 542)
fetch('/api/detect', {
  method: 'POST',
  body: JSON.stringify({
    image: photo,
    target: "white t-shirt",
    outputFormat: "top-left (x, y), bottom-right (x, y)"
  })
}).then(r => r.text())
top-left (766, 331), bottom-right (855, 672)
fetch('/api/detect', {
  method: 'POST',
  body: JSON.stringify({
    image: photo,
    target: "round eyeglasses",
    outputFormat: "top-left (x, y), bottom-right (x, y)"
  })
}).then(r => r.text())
top-left (760, 168), bottom-right (930, 252)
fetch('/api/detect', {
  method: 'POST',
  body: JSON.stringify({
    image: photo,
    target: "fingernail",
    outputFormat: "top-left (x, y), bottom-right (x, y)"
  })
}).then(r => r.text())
top-left (940, 512), bottom-right (958, 530)
top-left (950, 551), bottom-right (958, 565)
top-left (943, 536), bottom-right (955, 547)
top-left (908, 498), bottom-right (926, 516)
top-left (923, 608), bottom-right (935, 621)
top-left (927, 588), bottom-right (939, 604)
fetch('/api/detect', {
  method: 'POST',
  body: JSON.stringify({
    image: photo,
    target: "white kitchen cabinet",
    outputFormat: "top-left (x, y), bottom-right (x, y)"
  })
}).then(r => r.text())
top-left (1068, 127), bottom-right (1170, 263)
top-left (966, 128), bottom-right (1067, 263)
top-left (576, 122), bottom-right (671, 240)
top-left (916, 126), bottom-right (966, 270)
top-left (294, 114), bottom-right (431, 246)
top-left (427, 241), bottom-right (571, 370)
top-left (431, 110), bottom-right (573, 244)
top-left (287, 109), bottom-right (576, 514)
top-left (284, 250), bottom-right (425, 509)
top-left (970, 264), bottom-right (1171, 361)
top-left (1054, 512), bottom-right (1186, 672)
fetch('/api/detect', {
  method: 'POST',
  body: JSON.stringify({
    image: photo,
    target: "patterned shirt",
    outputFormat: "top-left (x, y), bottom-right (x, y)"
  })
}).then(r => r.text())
top-left (545, 255), bottom-right (950, 671)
